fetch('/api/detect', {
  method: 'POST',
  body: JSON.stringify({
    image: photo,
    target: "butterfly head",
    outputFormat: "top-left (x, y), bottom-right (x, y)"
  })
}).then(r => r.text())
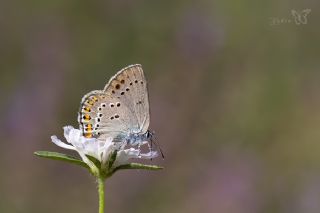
top-left (145, 130), bottom-right (154, 140)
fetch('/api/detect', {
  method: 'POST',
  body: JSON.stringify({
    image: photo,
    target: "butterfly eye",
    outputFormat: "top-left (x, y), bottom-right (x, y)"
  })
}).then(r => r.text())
top-left (146, 131), bottom-right (151, 138)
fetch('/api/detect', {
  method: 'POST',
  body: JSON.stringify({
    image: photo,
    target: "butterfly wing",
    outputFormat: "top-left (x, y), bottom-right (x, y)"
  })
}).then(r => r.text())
top-left (78, 90), bottom-right (120, 139)
top-left (78, 64), bottom-right (150, 142)
top-left (102, 64), bottom-right (150, 134)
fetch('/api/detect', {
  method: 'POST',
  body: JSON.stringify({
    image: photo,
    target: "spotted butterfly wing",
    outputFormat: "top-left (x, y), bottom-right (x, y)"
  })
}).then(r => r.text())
top-left (78, 64), bottom-right (150, 142)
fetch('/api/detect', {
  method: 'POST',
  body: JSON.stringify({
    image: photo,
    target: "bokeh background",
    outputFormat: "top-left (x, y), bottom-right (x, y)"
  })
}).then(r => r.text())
top-left (1, 1), bottom-right (320, 212)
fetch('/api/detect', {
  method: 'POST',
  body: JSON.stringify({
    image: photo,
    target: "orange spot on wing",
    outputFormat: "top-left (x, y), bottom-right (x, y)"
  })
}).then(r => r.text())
top-left (84, 133), bottom-right (92, 138)
top-left (86, 125), bottom-right (93, 131)
top-left (83, 114), bottom-right (91, 120)
top-left (84, 107), bottom-right (91, 112)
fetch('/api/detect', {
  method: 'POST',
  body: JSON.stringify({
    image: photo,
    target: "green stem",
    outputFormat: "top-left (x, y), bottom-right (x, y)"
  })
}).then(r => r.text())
top-left (98, 176), bottom-right (105, 213)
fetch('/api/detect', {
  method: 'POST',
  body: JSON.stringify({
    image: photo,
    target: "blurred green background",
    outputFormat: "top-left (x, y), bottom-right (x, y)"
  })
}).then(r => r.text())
top-left (1, 0), bottom-right (320, 212)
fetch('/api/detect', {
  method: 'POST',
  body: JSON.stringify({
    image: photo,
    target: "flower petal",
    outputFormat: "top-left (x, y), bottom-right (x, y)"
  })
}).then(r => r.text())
top-left (63, 126), bottom-right (75, 143)
top-left (76, 149), bottom-right (99, 175)
top-left (100, 137), bottom-right (115, 164)
top-left (51, 135), bottom-right (75, 150)
top-left (79, 140), bottom-right (100, 160)
top-left (114, 148), bottom-right (139, 166)
top-left (63, 126), bottom-right (82, 144)
top-left (51, 125), bottom-right (160, 174)
top-left (139, 151), bottom-right (158, 159)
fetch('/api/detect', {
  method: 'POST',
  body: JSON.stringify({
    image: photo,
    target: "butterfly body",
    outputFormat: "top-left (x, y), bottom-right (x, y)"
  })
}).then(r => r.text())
top-left (78, 64), bottom-right (152, 146)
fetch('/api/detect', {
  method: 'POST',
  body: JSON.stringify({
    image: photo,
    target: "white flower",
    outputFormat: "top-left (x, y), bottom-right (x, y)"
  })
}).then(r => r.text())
top-left (51, 126), bottom-right (158, 174)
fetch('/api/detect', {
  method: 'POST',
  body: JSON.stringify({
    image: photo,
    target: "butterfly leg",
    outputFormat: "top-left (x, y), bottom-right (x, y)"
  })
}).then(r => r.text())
top-left (138, 142), bottom-right (142, 157)
top-left (150, 136), bottom-right (164, 159)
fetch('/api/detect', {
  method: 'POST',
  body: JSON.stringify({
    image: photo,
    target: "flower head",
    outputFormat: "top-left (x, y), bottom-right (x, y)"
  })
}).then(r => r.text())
top-left (51, 126), bottom-right (158, 176)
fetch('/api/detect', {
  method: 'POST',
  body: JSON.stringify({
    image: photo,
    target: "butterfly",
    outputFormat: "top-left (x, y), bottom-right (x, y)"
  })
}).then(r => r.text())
top-left (291, 9), bottom-right (311, 25)
top-left (78, 64), bottom-right (153, 146)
